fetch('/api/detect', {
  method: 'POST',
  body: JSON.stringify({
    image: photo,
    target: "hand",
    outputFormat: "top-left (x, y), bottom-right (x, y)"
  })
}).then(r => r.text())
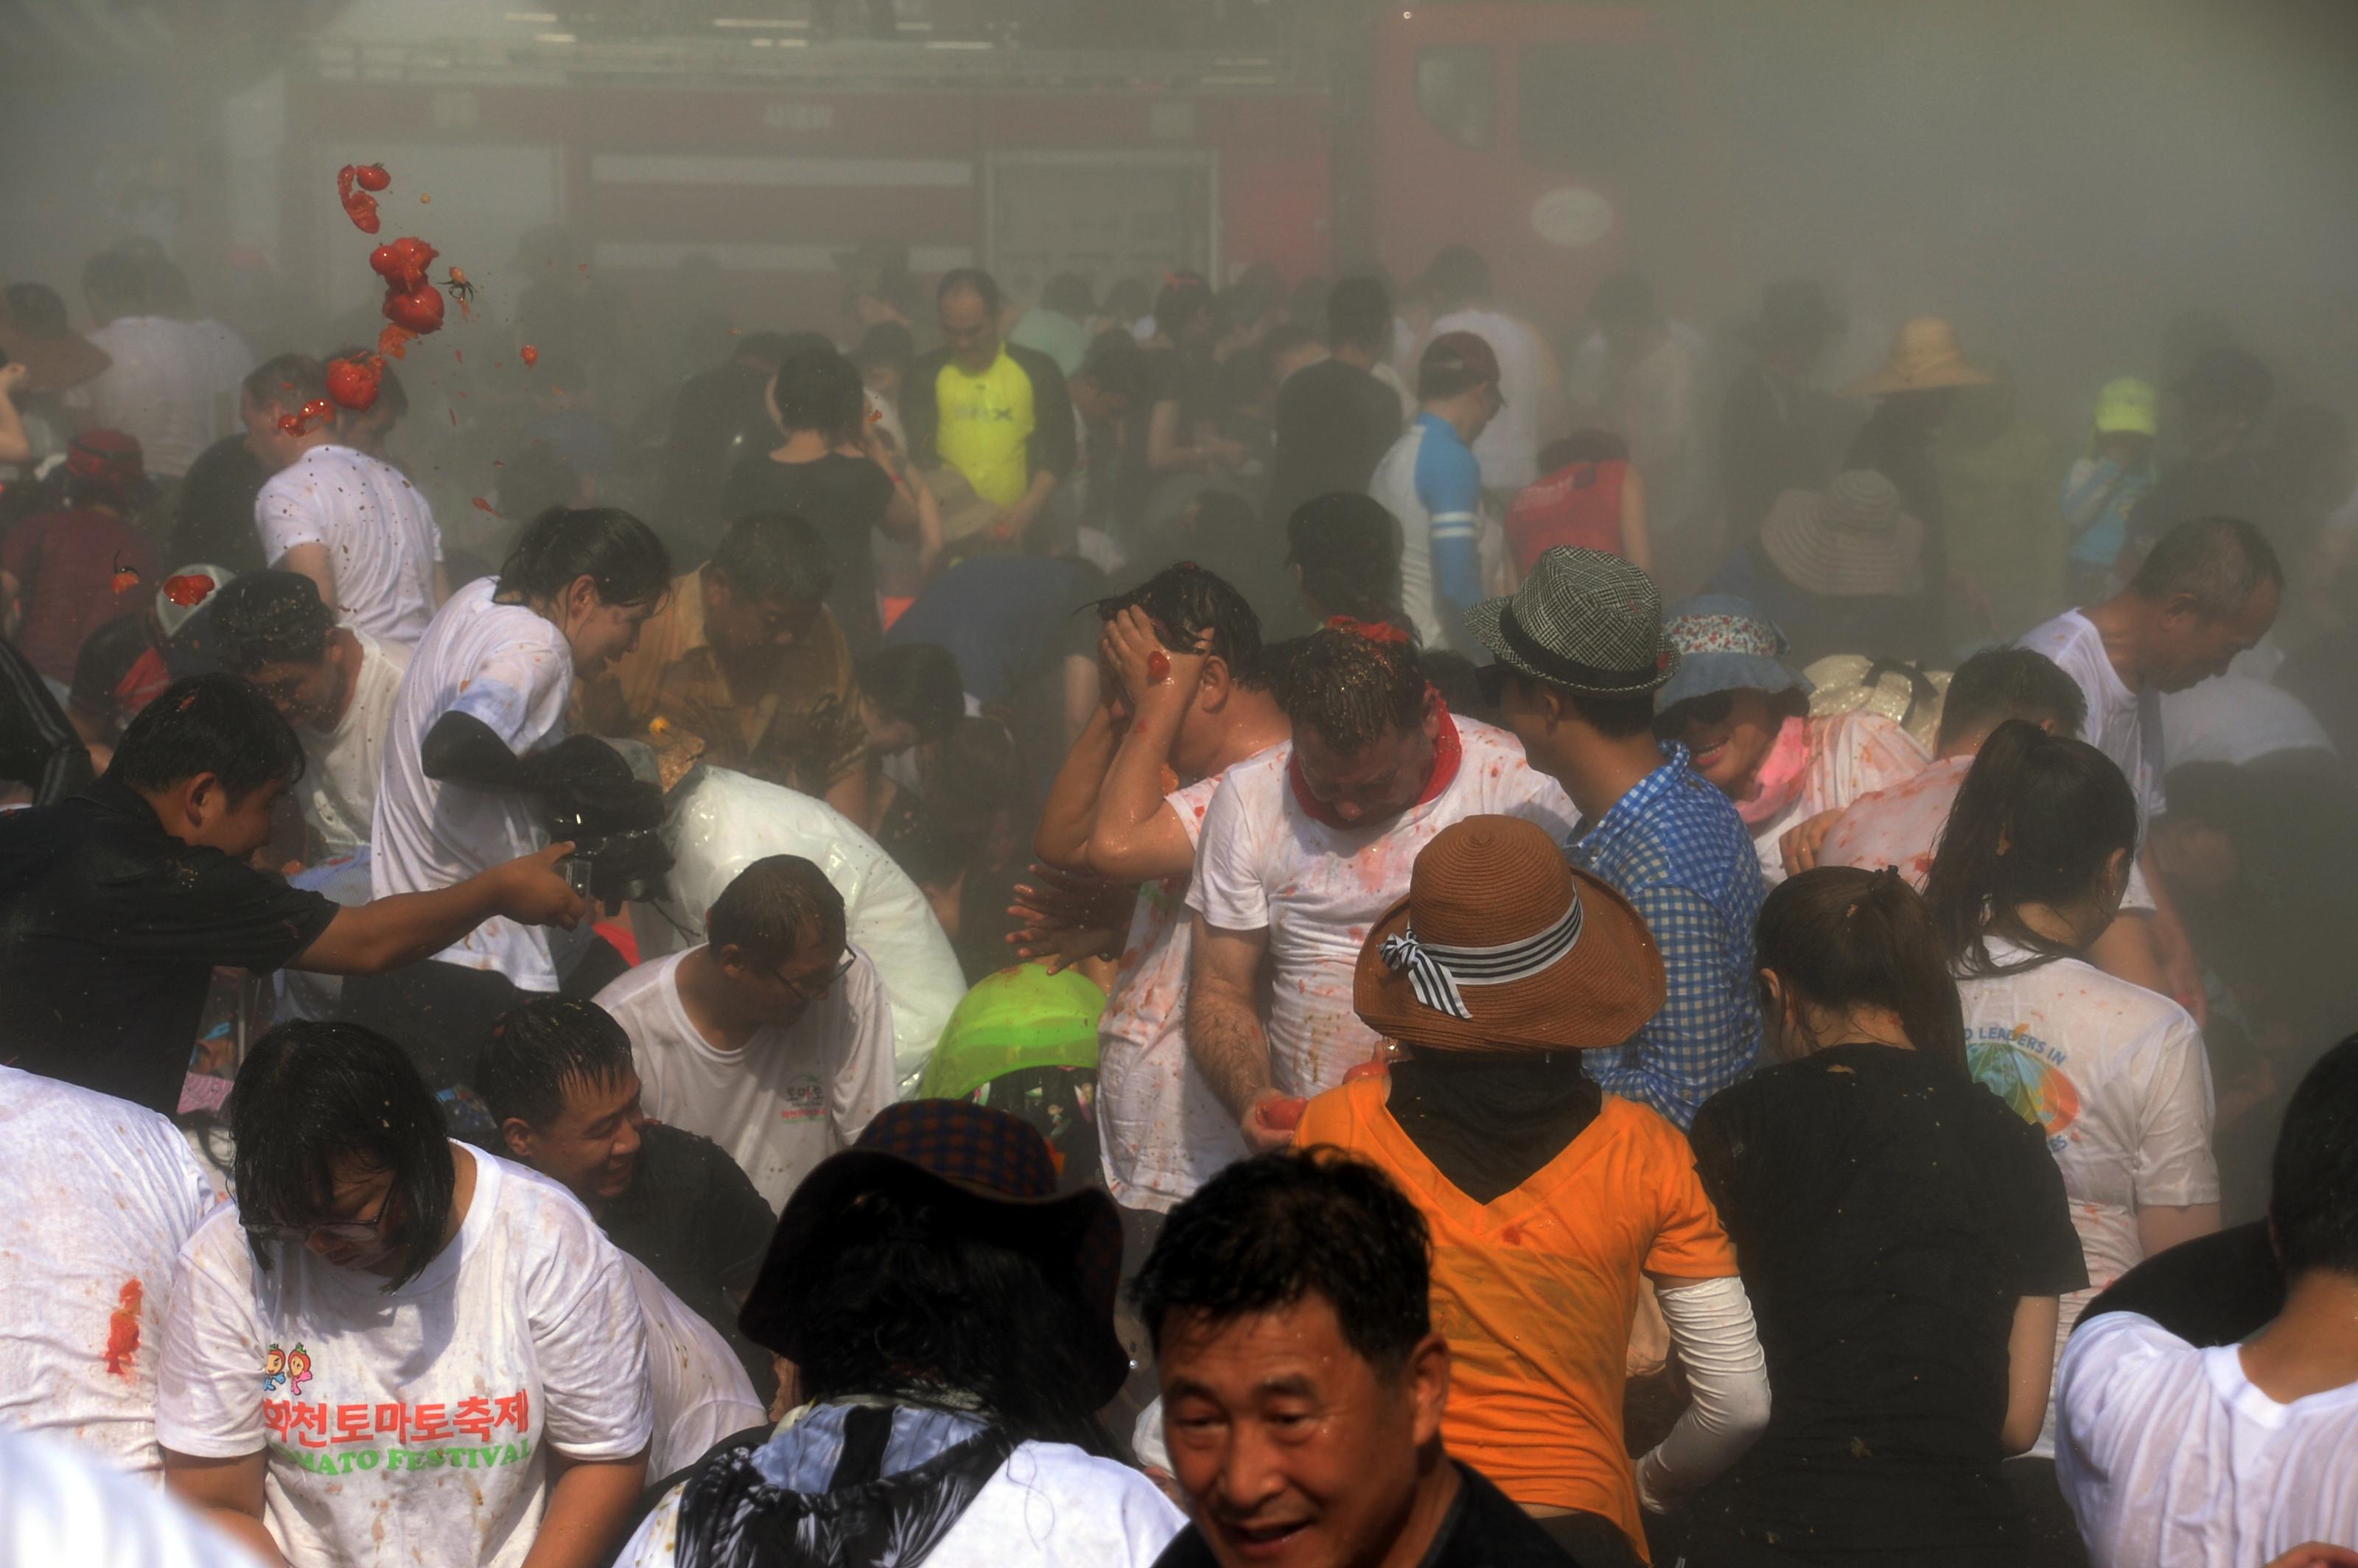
top-left (494, 841), bottom-right (587, 930)
top-left (1241, 1090), bottom-right (1304, 1152)
top-left (987, 500), bottom-right (1038, 545)
top-left (0, 360), bottom-right (27, 399)
top-left (2263, 1548), bottom-right (2358, 1568)
top-left (1778, 808), bottom-right (1846, 877)
top-left (1010, 920), bottom-right (1119, 975)
top-left (1101, 606), bottom-right (1208, 710)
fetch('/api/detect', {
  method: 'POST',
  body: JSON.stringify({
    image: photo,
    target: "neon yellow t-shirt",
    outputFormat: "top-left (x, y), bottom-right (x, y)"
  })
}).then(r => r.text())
top-left (934, 349), bottom-right (1035, 508)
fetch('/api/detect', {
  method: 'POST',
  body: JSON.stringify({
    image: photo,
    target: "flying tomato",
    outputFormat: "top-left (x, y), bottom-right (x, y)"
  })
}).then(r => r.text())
top-left (353, 163), bottom-right (391, 192)
top-left (335, 165), bottom-right (380, 234)
top-left (324, 355), bottom-right (382, 413)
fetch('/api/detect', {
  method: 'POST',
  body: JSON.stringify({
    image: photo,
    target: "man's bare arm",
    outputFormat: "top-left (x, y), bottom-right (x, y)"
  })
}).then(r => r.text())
top-left (1186, 914), bottom-right (1276, 1119)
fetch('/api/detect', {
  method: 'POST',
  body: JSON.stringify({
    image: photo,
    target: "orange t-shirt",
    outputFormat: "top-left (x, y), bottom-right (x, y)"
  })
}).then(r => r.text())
top-left (1296, 1077), bottom-right (1735, 1555)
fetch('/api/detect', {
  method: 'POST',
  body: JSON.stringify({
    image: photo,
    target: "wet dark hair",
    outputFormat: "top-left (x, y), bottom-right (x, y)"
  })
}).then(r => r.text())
top-left (1133, 1147), bottom-right (1432, 1376)
top-left (857, 642), bottom-right (964, 745)
top-left (1040, 273), bottom-right (1094, 318)
top-left (231, 1021), bottom-right (454, 1290)
top-left (1286, 491), bottom-right (1405, 628)
top-left (108, 673), bottom-right (307, 803)
top-left (1924, 720), bottom-right (2141, 977)
top-left (1423, 245), bottom-right (1491, 310)
top-left (1539, 429), bottom-right (1631, 471)
top-left (1757, 867), bottom-right (1967, 1074)
top-left (495, 505), bottom-right (672, 609)
top-left (2270, 1033), bottom-right (2358, 1278)
top-left (1097, 561), bottom-right (1265, 690)
top-left (1939, 646), bottom-right (2088, 751)
top-left (205, 571), bottom-right (339, 672)
top-left (240, 352), bottom-right (327, 413)
top-left (1327, 275), bottom-right (1393, 352)
top-left (1284, 621), bottom-right (1428, 754)
top-left (769, 345), bottom-right (866, 441)
top-left (326, 344), bottom-right (409, 424)
top-left (474, 997), bottom-right (635, 1132)
top-left (707, 853), bottom-right (847, 970)
top-left (1154, 271), bottom-right (1214, 339)
top-left (779, 1184), bottom-right (1123, 1458)
top-left (710, 511), bottom-right (833, 606)
top-left (936, 267), bottom-right (1002, 315)
top-left (2128, 515), bottom-right (2283, 618)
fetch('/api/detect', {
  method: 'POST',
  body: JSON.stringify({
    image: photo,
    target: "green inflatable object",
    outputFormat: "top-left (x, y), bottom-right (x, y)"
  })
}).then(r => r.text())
top-left (918, 962), bottom-right (1105, 1102)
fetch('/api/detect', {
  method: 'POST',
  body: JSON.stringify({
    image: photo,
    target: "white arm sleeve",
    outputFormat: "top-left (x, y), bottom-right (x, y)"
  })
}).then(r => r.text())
top-left (1636, 1273), bottom-right (1771, 1511)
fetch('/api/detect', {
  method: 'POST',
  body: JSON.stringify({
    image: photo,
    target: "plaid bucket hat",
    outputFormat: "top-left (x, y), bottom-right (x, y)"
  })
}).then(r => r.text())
top-left (741, 1099), bottom-right (1130, 1405)
top-left (1464, 546), bottom-right (1679, 696)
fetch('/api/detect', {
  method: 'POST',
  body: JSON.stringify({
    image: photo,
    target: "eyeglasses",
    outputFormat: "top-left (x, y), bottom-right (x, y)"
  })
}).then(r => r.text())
top-left (260, 1186), bottom-right (396, 1247)
top-left (778, 951), bottom-right (857, 1004)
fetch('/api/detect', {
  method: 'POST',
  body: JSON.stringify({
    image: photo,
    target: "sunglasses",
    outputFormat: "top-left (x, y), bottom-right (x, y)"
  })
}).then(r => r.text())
top-left (779, 951), bottom-right (857, 1004)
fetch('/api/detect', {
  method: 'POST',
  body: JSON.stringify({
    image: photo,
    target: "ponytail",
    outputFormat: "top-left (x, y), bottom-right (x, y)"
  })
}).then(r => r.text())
top-left (1923, 719), bottom-right (2139, 977)
top-left (496, 505), bottom-right (672, 611)
top-left (1757, 866), bottom-right (1967, 1074)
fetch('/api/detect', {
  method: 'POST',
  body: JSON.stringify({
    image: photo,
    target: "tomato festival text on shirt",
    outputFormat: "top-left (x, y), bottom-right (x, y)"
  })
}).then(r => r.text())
top-left (265, 1390), bottom-right (533, 1474)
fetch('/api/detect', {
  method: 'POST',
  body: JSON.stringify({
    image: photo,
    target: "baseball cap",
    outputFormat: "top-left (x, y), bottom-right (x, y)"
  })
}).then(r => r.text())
top-left (1418, 330), bottom-right (1504, 402)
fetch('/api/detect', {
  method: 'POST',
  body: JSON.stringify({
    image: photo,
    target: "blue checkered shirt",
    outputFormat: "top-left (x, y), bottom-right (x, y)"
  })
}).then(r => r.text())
top-left (1567, 743), bottom-right (1765, 1128)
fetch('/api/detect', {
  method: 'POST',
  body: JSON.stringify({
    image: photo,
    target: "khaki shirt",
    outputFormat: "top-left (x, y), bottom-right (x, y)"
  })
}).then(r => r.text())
top-left (575, 568), bottom-right (866, 797)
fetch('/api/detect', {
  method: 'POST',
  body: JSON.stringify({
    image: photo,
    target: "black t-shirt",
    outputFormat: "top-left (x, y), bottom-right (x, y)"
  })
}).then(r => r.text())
top-left (602, 1120), bottom-right (778, 1395)
top-left (1684, 1043), bottom-right (2087, 1558)
top-left (2076, 1219), bottom-right (2282, 1349)
top-left (718, 452), bottom-right (893, 654)
top-left (169, 435), bottom-right (269, 576)
top-left (1151, 1462), bottom-right (1593, 1567)
top-left (1269, 357), bottom-right (1404, 527)
top-left (0, 777), bottom-right (339, 1113)
top-left (0, 635), bottom-right (94, 803)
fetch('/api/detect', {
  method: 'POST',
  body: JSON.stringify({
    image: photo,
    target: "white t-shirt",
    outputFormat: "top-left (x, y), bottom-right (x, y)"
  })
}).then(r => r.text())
top-left (371, 578), bottom-right (590, 991)
top-left (1188, 718), bottom-right (1579, 1096)
top-left (156, 1148), bottom-right (654, 1568)
top-left (1430, 306), bottom-right (1549, 491)
top-left (2057, 1312), bottom-right (2358, 1566)
top-left (624, 1257), bottom-right (763, 1478)
top-left (0, 1067), bottom-right (221, 1477)
top-left (617, 1436), bottom-right (1184, 1568)
top-left (2160, 673), bottom-right (2334, 769)
top-left (0, 1427), bottom-right (267, 1567)
top-left (1098, 769), bottom-right (1253, 1214)
top-left (303, 629), bottom-right (410, 855)
top-left (596, 946), bottom-right (898, 1214)
top-left (255, 444), bottom-right (445, 646)
top-left (1955, 936), bottom-right (2218, 1456)
top-left (69, 317), bottom-right (232, 478)
top-left (2017, 609), bottom-right (2166, 827)
top-left (633, 765), bottom-right (966, 1091)
top-left (1746, 711), bottom-right (1930, 886)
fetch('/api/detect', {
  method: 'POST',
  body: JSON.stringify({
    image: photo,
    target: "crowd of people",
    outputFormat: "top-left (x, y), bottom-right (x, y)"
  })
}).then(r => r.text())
top-left (1, 228), bottom-right (2355, 1568)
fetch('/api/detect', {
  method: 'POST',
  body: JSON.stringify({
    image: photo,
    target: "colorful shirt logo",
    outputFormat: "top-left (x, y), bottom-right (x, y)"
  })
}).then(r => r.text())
top-left (1969, 1026), bottom-right (2082, 1144)
top-left (262, 1343), bottom-right (312, 1396)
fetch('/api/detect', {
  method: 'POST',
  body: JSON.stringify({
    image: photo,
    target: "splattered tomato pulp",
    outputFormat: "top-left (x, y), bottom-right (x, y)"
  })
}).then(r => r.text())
top-left (325, 355), bottom-right (383, 413)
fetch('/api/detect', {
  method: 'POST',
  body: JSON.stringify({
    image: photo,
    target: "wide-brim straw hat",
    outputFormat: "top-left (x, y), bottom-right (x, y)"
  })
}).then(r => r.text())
top-left (742, 1099), bottom-right (1130, 1406)
top-left (1464, 546), bottom-right (1679, 696)
top-left (1355, 815), bottom-right (1665, 1053)
top-left (1759, 471), bottom-right (1925, 599)
top-left (1842, 316), bottom-right (1995, 397)
top-left (0, 310), bottom-right (111, 395)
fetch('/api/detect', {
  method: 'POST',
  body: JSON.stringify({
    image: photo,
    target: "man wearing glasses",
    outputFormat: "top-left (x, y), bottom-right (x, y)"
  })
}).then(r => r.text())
top-left (595, 853), bottom-right (897, 1214)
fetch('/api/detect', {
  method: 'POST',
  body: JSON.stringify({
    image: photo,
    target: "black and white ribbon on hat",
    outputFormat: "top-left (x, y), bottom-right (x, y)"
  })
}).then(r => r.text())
top-left (1377, 895), bottom-right (1585, 1021)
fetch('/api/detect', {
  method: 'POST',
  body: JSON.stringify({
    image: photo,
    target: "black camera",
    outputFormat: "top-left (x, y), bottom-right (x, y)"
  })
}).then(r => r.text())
top-left (533, 738), bottom-right (676, 906)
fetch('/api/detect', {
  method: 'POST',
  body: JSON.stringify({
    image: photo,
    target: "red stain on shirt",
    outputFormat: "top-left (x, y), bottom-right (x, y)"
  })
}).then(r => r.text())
top-left (103, 1278), bottom-right (143, 1376)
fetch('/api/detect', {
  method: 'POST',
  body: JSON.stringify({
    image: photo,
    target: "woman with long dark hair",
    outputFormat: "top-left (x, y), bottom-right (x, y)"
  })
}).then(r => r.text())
top-left (616, 1099), bottom-right (1182, 1568)
top-left (720, 345), bottom-right (938, 654)
top-left (157, 1020), bottom-right (654, 1568)
top-left (1679, 867), bottom-right (2086, 1564)
top-left (1924, 721), bottom-right (2220, 1476)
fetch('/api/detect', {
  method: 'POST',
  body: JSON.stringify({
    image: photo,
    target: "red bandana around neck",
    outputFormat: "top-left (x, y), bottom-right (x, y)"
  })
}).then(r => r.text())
top-left (1288, 694), bottom-right (1464, 830)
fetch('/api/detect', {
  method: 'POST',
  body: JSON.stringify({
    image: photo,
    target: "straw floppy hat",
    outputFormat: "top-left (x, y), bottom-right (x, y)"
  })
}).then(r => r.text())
top-left (1354, 815), bottom-right (1665, 1052)
top-left (1842, 316), bottom-right (1995, 397)
top-left (1760, 471), bottom-right (1925, 599)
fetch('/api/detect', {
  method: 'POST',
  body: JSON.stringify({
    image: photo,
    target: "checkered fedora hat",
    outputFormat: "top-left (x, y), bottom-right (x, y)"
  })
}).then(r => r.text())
top-left (1465, 547), bottom-right (1681, 696)
top-left (741, 1099), bottom-right (1130, 1404)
